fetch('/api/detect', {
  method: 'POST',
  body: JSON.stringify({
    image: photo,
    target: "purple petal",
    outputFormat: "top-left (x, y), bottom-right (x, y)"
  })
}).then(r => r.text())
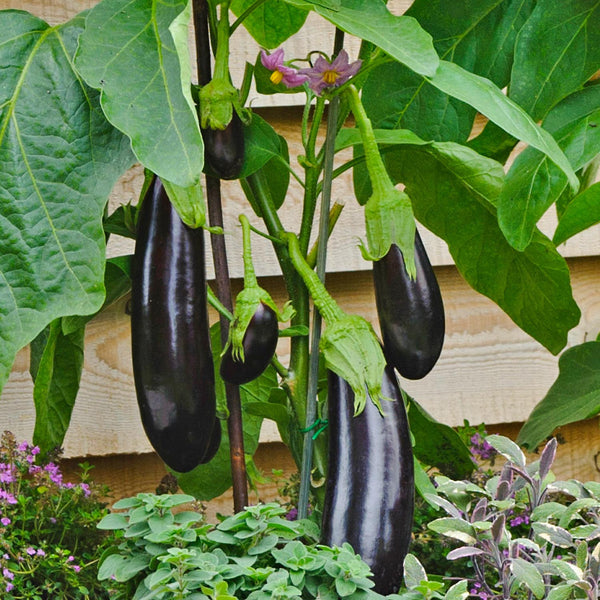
top-left (330, 49), bottom-right (350, 71)
top-left (281, 70), bottom-right (309, 88)
top-left (261, 48), bottom-right (284, 70)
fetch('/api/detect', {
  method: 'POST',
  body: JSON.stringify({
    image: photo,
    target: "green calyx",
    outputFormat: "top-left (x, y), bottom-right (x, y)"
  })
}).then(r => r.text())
top-left (360, 187), bottom-right (416, 277)
top-left (284, 231), bottom-right (388, 414)
top-left (197, 1), bottom-right (249, 131)
top-left (345, 84), bottom-right (416, 275)
top-left (223, 215), bottom-right (294, 361)
top-left (320, 315), bottom-right (389, 415)
top-left (224, 286), bottom-right (294, 363)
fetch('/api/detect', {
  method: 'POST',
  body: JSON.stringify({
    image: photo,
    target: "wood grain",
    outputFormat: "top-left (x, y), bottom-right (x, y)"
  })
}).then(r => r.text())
top-left (3, 255), bottom-right (600, 458)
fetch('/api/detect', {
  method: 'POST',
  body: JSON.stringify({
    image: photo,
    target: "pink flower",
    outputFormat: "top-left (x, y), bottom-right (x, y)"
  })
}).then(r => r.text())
top-left (72, 564), bottom-right (81, 573)
top-left (260, 49), bottom-right (308, 88)
top-left (26, 547), bottom-right (36, 556)
top-left (3, 567), bottom-right (14, 580)
top-left (1, 517), bottom-right (10, 526)
top-left (6, 583), bottom-right (14, 592)
top-left (299, 50), bottom-right (362, 95)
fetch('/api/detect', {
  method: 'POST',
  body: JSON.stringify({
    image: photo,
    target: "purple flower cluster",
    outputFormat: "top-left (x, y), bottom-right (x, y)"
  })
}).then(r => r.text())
top-left (470, 432), bottom-right (497, 462)
top-left (0, 432), bottom-right (96, 594)
top-left (261, 48), bottom-right (361, 96)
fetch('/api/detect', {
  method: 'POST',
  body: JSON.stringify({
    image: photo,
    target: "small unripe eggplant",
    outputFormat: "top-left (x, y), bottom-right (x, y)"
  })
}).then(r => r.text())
top-left (202, 111), bottom-right (245, 180)
top-left (321, 367), bottom-right (415, 594)
top-left (131, 176), bottom-right (218, 472)
top-left (220, 301), bottom-right (279, 385)
top-left (373, 230), bottom-right (444, 380)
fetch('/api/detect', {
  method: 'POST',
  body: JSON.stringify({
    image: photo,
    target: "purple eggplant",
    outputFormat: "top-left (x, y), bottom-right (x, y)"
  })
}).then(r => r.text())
top-left (202, 111), bottom-right (245, 180)
top-left (373, 230), bottom-right (444, 380)
top-left (219, 302), bottom-right (278, 385)
top-left (131, 176), bottom-right (218, 472)
top-left (321, 367), bottom-right (414, 594)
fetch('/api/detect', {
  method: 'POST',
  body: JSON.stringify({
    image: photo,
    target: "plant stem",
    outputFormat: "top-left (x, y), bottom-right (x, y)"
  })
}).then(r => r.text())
top-left (192, 0), bottom-right (248, 513)
top-left (239, 215), bottom-right (258, 290)
top-left (298, 28), bottom-right (345, 519)
top-left (345, 84), bottom-right (391, 198)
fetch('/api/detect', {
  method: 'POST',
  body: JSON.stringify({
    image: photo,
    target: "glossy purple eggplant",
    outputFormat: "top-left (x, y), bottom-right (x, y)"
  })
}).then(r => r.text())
top-left (373, 230), bottom-right (444, 380)
top-left (131, 176), bottom-right (218, 472)
top-left (220, 302), bottom-right (278, 385)
top-left (202, 112), bottom-right (245, 180)
top-left (321, 367), bottom-right (414, 595)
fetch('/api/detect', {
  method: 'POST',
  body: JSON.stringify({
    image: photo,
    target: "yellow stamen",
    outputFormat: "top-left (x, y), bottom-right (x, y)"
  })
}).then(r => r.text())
top-left (270, 70), bottom-right (284, 85)
top-left (323, 70), bottom-right (339, 85)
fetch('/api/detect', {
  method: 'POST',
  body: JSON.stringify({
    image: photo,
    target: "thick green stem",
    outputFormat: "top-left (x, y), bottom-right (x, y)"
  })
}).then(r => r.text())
top-left (213, 1), bottom-right (231, 82)
top-left (286, 233), bottom-right (344, 324)
top-left (345, 84), bottom-right (392, 198)
top-left (239, 215), bottom-right (258, 290)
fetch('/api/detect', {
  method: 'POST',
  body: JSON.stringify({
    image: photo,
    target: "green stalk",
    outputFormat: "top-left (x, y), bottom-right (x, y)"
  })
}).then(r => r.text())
top-left (239, 215), bottom-right (258, 290)
top-left (345, 84), bottom-right (391, 197)
top-left (212, 1), bottom-right (231, 82)
top-left (297, 92), bottom-right (341, 519)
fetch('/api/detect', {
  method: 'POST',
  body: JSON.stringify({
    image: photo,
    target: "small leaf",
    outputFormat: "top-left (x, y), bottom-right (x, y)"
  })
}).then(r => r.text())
top-left (486, 435), bottom-right (526, 467)
top-left (510, 558), bottom-right (546, 599)
top-left (403, 554), bottom-right (428, 590)
top-left (532, 523), bottom-right (574, 548)
top-left (428, 518), bottom-right (477, 544)
top-left (446, 546), bottom-right (486, 560)
top-left (554, 182), bottom-right (600, 246)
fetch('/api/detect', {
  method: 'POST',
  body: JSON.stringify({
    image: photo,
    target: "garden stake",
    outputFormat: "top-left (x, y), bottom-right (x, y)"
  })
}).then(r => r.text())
top-left (192, 0), bottom-right (248, 512)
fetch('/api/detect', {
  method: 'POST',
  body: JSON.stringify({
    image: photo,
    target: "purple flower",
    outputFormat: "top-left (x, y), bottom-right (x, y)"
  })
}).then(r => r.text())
top-left (470, 432), bottom-right (497, 461)
top-left (80, 483), bottom-right (91, 497)
top-left (6, 583), bottom-right (14, 592)
top-left (285, 507), bottom-right (298, 521)
top-left (1, 517), bottom-right (10, 526)
top-left (72, 564), bottom-right (81, 573)
top-left (26, 547), bottom-right (36, 556)
top-left (2, 567), bottom-right (14, 580)
top-left (36, 548), bottom-right (45, 557)
top-left (260, 49), bottom-right (308, 88)
top-left (0, 490), bottom-right (17, 505)
top-left (299, 50), bottom-right (362, 95)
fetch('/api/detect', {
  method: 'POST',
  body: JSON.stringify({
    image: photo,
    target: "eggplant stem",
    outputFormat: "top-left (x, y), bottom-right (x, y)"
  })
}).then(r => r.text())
top-left (298, 28), bottom-right (345, 519)
top-left (192, 0), bottom-right (248, 513)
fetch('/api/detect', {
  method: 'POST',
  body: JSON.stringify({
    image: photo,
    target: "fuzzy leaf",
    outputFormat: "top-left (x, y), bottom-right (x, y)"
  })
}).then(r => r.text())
top-left (518, 342), bottom-right (600, 450)
top-left (0, 11), bottom-right (134, 396)
top-left (510, 558), bottom-right (546, 599)
top-left (362, 0), bottom-right (535, 142)
top-left (311, 0), bottom-right (439, 77)
top-left (428, 518), bottom-right (477, 544)
top-left (232, 0), bottom-right (308, 48)
top-left (499, 86), bottom-right (600, 250)
top-left (554, 182), bottom-right (600, 246)
top-left (74, 0), bottom-right (203, 188)
top-left (343, 128), bottom-right (580, 353)
top-left (427, 61), bottom-right (578, 191)
top-left (486, 435), bottom-right (526, 468)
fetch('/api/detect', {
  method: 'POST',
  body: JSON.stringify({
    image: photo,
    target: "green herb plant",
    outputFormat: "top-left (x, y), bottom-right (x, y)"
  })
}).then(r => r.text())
top-left (97, 496), bottom-right (408, 599)
top-left (398, 435), bottom-right (600, 600)
top-left (0, 431), bottom-right (119, 599)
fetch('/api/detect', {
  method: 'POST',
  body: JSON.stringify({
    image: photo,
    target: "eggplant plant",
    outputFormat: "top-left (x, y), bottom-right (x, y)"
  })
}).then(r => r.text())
top-left (0, 0), bottom-right (599, 592)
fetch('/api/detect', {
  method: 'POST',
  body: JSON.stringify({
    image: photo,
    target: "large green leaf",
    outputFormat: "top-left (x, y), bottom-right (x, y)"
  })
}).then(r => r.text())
top-left (362, 0), bottom-right (535, 142)
top-left (470, 0), bottom-right (600, 162)
top-left (339, 128), bottom-right (580, 353)
top-left (518, 342), bottom-right (600, 450)
top-left (406, 396), bottom-right (475, 479)
top-left (29, 320), bottom-right (85, 456)
top-left (176, 323), bottom-right (279, 501)
top-left (510, 0), bottom-right (600, 121)
top-left (427, 61), bottom-right (578, 191)
top-left (74, 0), bottom-right (203, 188)
top-left (553, 182), bottom-right (600, 246)
top-left (0, 11), bottom-right (135, 396)
top-left (498, 85), bottom-right (600, 250)
top-left (311, 0), bottom-right (439, 77)
top-left (232, 0), bottom-right (308, 48)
